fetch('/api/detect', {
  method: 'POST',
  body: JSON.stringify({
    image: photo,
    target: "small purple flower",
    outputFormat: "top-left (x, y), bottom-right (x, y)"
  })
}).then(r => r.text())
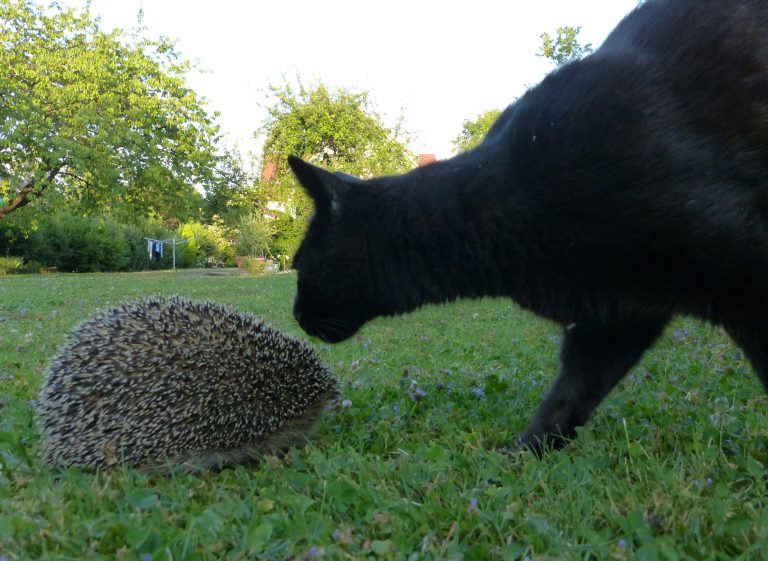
top-left (341, 399), bottom-right (352, 408)
top-left (673, 328), bottom-right (689, 342)
top-left (332, 529), bottom-right (341, 542)
top-left (304, 546), bottom-right (321, 560)
top-left (407, 381), bottom-right (426, 401)
top-left (393, 404), bottom-right (400, 415)
top-left (1, 555), bottom-right (9, 561)
top-left (618, 539), bottom-right (628, 550)
top-left (467, 498), bottom-right (478, 512)
top-left (694, 478), bottom-right (714, 490)
top-left (470, 387), bottom-right (486, 399)
top-left (140, 554), bottom-right (152, 561)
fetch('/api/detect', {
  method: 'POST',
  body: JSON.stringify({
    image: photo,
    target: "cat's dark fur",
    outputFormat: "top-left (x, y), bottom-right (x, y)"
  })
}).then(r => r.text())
top-left (288, 0), bottom-right (768, 452)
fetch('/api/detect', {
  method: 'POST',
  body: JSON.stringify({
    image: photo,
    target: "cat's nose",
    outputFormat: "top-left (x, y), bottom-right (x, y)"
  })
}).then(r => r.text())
top-left (292, 294), bottom-right (303, 324)
top-left (293, 294), bottom-right (315, 336)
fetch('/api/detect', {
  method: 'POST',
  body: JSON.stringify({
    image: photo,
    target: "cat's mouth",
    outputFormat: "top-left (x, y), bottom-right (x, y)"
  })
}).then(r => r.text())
top-left (293, 298), bottom-right (361, 343)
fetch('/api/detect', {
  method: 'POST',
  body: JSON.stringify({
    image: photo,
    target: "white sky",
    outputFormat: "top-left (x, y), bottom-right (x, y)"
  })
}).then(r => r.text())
top-left (63, 0), bottom-right (639, 160)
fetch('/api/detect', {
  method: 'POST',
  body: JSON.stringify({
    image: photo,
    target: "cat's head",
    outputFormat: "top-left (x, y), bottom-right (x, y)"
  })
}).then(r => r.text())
top-left (288, 156), bottom-right (384, 343)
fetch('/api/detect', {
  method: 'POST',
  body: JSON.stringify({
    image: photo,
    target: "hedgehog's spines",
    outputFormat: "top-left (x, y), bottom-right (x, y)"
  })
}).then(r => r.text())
top-left (39, 295), bottom-right (338, 471)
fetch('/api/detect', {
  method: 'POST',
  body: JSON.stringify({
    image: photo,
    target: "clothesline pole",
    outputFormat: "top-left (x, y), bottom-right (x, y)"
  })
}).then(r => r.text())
top-left (143, 237), bottom-right (188, 271)
top-left (165, 237), bottom-right (189, 271)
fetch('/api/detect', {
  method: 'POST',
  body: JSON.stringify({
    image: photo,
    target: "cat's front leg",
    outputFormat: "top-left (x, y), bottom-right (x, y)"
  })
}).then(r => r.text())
top-left (519, 317), bottom-right (668, 454)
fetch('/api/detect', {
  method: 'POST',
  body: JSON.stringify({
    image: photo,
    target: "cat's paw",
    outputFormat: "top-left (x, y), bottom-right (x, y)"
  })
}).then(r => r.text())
top-left (518, 425), bottom-right (572, 457)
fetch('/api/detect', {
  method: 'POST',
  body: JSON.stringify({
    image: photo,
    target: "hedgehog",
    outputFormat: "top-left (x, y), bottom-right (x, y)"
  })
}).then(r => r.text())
top-left (38, 295), bottom-right (338, 471)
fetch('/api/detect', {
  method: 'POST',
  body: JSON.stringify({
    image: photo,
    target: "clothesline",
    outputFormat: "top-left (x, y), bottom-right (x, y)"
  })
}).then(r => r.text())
top-left (144, 237), bottom-right (189, 271)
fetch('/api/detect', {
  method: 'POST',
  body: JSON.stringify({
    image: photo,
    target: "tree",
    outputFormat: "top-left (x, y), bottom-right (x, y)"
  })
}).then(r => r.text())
top-left (202, 146), bottom-right (256, 223)
top-left (261, 82), bottom-right (413, 180)
top-left (452, 109), bottom-right (502, 153)
top-left (0, 0), bottom-right (220, 221)
top-left (233, 212), bottom-right (274, 258)
top-left (256, 81), bottom-right (413, 264)
top-left (538, 26), bottom-right (593, 67)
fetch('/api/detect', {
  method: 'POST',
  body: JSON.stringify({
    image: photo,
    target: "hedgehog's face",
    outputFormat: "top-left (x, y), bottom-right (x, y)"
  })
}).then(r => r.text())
top-left (289, 156), bottom-right (383, 343)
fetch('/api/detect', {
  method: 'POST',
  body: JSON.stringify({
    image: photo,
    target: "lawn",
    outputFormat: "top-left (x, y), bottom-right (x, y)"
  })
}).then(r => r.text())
top-left (1, 271), bottom-right (766, 560)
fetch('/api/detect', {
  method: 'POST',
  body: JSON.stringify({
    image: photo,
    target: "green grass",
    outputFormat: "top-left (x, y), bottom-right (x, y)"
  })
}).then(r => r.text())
top-left (1, 271), bottom-right (767, 560)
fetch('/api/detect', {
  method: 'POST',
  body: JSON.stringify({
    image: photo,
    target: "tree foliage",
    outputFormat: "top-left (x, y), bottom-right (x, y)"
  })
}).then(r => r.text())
top-left (452, 109), bottom-right (502, 153)
top-left (0, 0), bottom-right (220, 221)
top-left (256, 81), bottom-right (413, 262)
top-left (538, 26), bottom-right (593, 67)
top-left (261, 82), bottom-right (413, 179)
top-left (202, 146), bottom-right (255, 223)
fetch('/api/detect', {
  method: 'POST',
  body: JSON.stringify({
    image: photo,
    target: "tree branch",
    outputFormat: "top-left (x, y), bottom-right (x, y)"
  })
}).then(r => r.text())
top-left (59, 170), bottom-right (95, 190)
top-left (0, 165), bottom-right (62, 220)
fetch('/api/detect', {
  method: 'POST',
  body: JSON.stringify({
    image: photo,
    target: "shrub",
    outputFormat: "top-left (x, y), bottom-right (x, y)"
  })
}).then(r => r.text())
top-left (29, 212), bottom-right (129, 272)
top-left (2, 211), bottom-right (237, 272)
top-left (233, 213), bottom-right (275, 258)
top-left (177, 220), bottom-right (234, 268)
top-left (119, 221), bottom-right (150, 272)
top-left (0, 256), bottom-right (24, 275)
top-left (269, 214), bottom-right (304, 270)
top-left (236, 256), bottom-right (275, 275)
top-left (19, 259), bottom-right (44, 274)
top-left (0, 211), bottom-right (36, 258)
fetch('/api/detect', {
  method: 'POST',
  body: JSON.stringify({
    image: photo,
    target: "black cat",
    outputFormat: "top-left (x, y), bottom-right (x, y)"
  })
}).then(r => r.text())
top-left (288, 0), bottom-right (768, 451)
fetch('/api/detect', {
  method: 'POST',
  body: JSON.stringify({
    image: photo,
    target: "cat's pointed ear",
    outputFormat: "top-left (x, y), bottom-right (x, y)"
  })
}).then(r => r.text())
top-left (288, 156), bottom-right (349, 212)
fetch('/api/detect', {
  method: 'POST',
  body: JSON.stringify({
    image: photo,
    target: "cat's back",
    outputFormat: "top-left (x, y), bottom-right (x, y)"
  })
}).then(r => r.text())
top-left (498, 0), bottom-right (768, 190)
top-left (600, 0), bottom-right (768, 60)
top-left (596, 0), bottom-right (768, 188)
top-left (478, 0), bottom-right (768, 306)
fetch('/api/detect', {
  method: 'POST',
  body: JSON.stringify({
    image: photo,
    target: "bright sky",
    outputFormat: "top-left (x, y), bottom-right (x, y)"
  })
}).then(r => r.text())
top-left (64, 0), bottom-right (639, 160)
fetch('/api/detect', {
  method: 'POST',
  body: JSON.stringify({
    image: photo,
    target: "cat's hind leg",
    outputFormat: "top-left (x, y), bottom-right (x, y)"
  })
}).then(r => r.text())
top-left (519, 317), bottom-right (669, 454)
